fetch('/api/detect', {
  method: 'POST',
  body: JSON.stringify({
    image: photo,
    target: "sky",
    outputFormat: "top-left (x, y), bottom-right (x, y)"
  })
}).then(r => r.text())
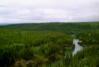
top-left (0, 0), bottom-right (99, 24)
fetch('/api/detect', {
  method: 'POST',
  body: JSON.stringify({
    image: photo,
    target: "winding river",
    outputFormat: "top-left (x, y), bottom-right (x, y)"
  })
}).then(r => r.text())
top-left (72, 39), bottom-right (83, 56)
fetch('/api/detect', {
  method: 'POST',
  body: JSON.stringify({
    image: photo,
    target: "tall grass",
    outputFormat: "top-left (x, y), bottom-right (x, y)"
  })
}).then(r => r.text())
top-left (0, 30), bottom-right (72, 67)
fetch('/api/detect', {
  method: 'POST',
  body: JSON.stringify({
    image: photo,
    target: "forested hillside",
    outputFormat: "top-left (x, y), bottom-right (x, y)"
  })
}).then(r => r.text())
top-left (1, 22), bottom-right (99, 32)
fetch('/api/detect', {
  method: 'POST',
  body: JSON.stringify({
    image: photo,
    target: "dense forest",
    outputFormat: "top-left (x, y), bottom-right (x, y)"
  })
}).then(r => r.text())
top-left (0, 22), bottom-right (99, 67)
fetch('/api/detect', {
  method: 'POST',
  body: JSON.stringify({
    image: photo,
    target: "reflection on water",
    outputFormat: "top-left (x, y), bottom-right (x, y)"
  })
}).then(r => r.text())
top-left (72, 39), bottom-right (83, 56)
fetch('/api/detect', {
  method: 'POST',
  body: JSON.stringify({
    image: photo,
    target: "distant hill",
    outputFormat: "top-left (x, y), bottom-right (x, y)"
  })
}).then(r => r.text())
top-left (0, 22), bottom-right (99, 33)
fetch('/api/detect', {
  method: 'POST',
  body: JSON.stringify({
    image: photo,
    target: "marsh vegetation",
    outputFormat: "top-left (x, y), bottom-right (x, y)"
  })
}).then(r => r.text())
top-left (0, 22), bottom-right (99, 67)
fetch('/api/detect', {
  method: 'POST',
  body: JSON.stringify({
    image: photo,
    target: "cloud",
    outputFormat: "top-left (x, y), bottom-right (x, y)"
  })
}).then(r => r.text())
top-left (0, 0), bottom-right (99, 24)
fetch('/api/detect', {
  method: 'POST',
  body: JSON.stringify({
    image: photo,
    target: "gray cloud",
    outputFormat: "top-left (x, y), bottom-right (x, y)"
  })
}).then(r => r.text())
top-left (0, 0), bottom-right (99, 24)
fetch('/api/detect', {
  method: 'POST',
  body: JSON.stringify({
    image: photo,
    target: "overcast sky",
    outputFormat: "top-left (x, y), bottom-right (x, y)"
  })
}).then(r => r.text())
top-left (0, 0), bottom-right (99, 24)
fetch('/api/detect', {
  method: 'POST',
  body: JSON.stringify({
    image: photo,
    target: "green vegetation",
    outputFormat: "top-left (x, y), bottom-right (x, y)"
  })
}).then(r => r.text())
top-left (0, 22), bottom-right (99, 67)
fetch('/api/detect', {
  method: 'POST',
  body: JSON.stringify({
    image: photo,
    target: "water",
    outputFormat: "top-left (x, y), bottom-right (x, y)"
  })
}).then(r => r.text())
top-left (72, 39), bottom-right (83, 56)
